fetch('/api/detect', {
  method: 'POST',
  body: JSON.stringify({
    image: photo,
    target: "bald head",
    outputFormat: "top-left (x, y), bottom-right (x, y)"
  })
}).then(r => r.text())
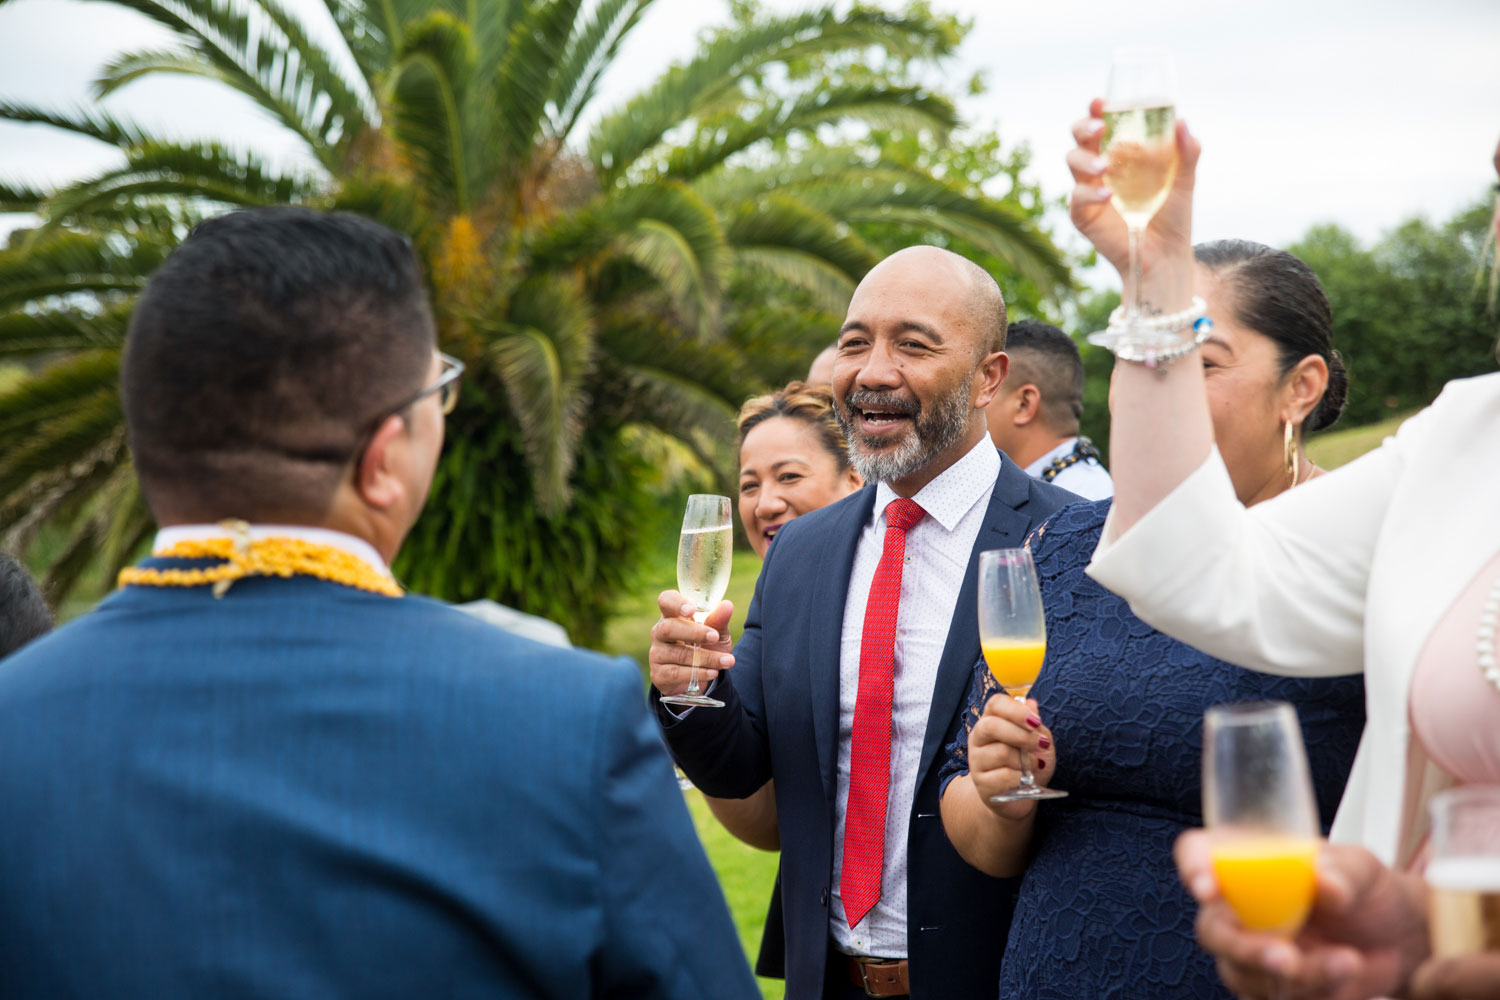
top-left (852, 246), bottom-right (1006, 357)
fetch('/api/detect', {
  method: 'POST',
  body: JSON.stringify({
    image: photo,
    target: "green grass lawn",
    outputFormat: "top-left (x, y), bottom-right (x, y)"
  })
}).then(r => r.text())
top-left (1306, 410), bottom-right (1414, 470)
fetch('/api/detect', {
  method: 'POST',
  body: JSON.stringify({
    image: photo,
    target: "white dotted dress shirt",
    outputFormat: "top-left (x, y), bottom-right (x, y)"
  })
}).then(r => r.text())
top-left (830, 435), bottom-right (1000, 958)
top-left (1023, 436), bottom-right (1114, 501)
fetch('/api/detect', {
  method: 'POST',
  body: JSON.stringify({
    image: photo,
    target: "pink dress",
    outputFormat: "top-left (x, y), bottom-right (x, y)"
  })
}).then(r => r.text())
top-left (1406, 550), bottom-right (1500, 864)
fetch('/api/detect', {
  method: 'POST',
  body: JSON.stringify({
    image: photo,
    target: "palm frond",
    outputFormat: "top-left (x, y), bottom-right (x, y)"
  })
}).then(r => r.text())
top-left (589, 6), bottom-right (956, 185)
top-left (0, 232), bottom-right (169, 309)
top-left (0, 352), bottom-right (121, 439)
top-left (0, 179), bottom-right (50, 214)
top-left (490, 0), bottom-right (582, 175)
top-left (82, 0), bottom-right (371, 167)
top-left (0, 305), bottom-right (131, 358)
top-left (663, 84), bottom-right (957, 182)
top-left (0, 381), bottom-right (122, 504)
top-left (389, 11), bottom-right (473, 211)
top-left (549, 0), bottom-right (653, 142)
top-left (30, 141), bottom-right (322, 240)
top-left (483, 273), bottom-right (596, 510)
top-left (0, 99), bottom-right (154, 149)
top-left (793, 170), bottom-right (1071, 295)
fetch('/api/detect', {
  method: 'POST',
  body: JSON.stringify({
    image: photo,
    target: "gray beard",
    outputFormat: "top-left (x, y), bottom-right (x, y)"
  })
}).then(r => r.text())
top-left (835, 382), bottom-right (974, 485)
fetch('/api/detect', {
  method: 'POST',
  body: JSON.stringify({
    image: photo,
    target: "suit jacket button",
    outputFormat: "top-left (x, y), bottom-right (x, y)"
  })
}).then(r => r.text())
top-left (820, 888), bottom-right (829, 906)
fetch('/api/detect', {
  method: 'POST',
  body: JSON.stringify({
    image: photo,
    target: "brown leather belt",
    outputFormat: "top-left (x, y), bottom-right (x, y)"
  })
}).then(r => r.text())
top-left (841, 954), bottom-right (910, 997)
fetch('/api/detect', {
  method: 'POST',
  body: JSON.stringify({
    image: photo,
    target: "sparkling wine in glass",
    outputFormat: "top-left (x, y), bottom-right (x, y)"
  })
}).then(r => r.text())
top-left (1425, 786), bottom-right (1500, 958)
top-left (977, 548), bottom-right (1066, 803)
top-left (661, 494), bottom-right (731, 709)
top-left (1089, 46), bottom-right (1180, 352)
top-left (1203, 702), bottom-right (1320, 945)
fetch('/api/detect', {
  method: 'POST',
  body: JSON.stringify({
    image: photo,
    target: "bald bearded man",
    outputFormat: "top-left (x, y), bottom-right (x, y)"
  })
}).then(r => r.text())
top-left (648, 247), bottom-right (1077, 999)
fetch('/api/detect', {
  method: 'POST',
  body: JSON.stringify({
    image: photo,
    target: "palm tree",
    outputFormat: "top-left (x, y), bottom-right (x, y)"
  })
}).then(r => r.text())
top-left (0, 0), bottom-right (1068, 639)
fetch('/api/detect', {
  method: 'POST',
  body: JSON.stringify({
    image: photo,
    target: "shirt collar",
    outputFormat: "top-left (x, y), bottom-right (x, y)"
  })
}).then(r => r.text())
top-left (872, 435), bottom-right (1000, 533)
top-left (1023, 437), bottom-right (1079, 478)
top-left (152, 524), bottom-right (392, 578)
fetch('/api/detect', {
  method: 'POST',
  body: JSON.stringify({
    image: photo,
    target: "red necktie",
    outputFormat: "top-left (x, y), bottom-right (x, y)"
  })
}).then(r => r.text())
top-left (841, 497), bottom-right (926, 929)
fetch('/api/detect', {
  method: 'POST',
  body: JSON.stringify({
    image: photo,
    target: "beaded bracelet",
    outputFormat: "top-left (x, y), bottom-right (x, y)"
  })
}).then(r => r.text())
top-left (1106, 296), bottom-right (1208, 335)
top-left (1112, 316), bottom-right (1215, 375)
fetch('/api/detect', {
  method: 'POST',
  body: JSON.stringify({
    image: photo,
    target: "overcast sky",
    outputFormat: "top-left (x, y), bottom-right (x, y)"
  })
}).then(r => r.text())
top-left (2, 0), bottom-right (1498, 267)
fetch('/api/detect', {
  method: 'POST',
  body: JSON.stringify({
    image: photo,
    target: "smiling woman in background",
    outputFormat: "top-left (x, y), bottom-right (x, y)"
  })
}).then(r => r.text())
top-left (696, 380), bottom-right (863, 981)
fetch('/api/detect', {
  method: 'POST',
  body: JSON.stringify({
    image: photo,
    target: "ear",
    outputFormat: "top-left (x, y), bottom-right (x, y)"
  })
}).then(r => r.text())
top-left (1283, 354), bottom-right (1330, 429)
top-left (844, 464), bottom-right (865, 491)
top-left (972, 350), bottom-right (1009, 409)
top-left (355, 413), bottom-right (410, 511)
top-left (1012, 384), bottom-right (1043, 427)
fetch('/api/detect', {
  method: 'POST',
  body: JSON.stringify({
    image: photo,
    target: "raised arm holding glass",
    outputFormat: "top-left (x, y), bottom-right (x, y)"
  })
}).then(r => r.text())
top-left (1071, 97), bottom-right (1500, 999)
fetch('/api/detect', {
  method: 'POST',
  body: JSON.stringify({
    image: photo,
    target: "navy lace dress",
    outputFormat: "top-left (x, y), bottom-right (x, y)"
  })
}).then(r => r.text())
top-left (940, 499), bottom-right (1366, 999)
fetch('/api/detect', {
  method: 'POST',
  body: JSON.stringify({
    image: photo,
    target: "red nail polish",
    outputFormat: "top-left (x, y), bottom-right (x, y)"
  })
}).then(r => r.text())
top-left (1025, 715), bottom-right (1042, 728)
top-left (1037, 736), bottom-right (1051, 750)
top-left (1036, 759), bottom-right (1047, 770)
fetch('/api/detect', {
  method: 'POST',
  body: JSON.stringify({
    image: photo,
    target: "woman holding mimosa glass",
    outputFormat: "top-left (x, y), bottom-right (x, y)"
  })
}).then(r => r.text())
top-left (937, 236), bottom-right (1366, 998)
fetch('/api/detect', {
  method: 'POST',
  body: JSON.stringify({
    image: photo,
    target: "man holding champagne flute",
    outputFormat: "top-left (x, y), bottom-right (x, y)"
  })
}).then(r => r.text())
top-left (648, 245), bottom-right (1076, 999)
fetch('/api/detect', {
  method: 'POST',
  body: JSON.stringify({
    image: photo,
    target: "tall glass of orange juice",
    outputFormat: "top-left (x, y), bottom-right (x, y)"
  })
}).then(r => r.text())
top-left (977, 548), bottom-right (1066, 803)
top-left (1203, 701), bottom-right (1321, 973)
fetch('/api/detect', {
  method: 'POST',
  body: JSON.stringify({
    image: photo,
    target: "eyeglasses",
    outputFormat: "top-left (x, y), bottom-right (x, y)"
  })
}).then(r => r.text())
top-left (396, 352), bottom-right (465, 417)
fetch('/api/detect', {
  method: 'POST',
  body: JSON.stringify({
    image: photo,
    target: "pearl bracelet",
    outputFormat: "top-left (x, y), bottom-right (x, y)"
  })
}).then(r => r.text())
top-left (1112, 317), bottom-right (1215, 375)
top-left (1106, 296), bottom-right (1208, 334)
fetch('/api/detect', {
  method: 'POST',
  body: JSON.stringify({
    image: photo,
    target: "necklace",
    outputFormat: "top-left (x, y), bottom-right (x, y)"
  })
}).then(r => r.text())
top-left (118, 521), bottom-right (402, 599)
top-left (1477, 573), bottom-right (1500, 694)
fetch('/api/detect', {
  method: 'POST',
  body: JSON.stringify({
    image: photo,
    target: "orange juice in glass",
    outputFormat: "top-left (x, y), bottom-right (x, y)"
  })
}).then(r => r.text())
top-left (1209, 834), bottom-right (1318, 935)
top-left (981, 639), bottom-right (1047, 697)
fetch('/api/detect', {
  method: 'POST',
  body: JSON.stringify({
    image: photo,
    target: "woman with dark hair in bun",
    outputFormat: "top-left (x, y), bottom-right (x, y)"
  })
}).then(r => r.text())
top-left (936, 241), bottom-right (1367, 999)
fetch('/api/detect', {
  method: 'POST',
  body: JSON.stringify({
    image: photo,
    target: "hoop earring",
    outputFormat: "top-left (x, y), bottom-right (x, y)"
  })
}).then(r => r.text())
top-left (1283, 419), bottom-right (1300, 487)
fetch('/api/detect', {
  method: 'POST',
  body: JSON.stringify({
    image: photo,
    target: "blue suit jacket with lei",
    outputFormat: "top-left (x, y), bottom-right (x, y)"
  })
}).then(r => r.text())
top-left (0, 569), bottom-right (757, 1000)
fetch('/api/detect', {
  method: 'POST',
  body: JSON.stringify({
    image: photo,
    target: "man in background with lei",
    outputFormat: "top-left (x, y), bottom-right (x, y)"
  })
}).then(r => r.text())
top-left (0, 207), bottom-right (755, 999)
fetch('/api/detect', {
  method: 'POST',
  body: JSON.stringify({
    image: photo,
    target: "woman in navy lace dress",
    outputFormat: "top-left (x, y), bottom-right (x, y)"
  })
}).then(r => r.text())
top-left (939, 241), bottom-right (1367, 999)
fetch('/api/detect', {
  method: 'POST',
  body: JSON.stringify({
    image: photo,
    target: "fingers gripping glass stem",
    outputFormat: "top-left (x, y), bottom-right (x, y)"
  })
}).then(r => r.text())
top-left (662, 494), bottom-right (731, 709)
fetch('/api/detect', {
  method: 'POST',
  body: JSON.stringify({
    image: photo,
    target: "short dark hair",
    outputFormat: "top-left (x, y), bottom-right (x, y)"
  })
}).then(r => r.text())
top-left (123, 207), bottom-right (436, 522)
top-left (0, 553), bottom-right (52, 658)
top-left (1004, 319), bottom-right (1084, 432)
top-left (1193, 240), bottom-right (1347, 432)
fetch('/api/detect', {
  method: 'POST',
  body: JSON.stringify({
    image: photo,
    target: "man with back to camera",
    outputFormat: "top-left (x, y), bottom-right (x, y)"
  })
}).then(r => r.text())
top-left (985, 319), bottom-right (1113, 500)
top-left (0, 207), bottom-right (756, 1000)
top-left (648, 246), bottom-right (1077, 999)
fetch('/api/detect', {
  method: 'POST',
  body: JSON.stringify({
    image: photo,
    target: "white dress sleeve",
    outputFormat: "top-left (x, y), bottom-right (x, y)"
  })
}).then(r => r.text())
top-left (1086, 417), bottom-right (1424, 678)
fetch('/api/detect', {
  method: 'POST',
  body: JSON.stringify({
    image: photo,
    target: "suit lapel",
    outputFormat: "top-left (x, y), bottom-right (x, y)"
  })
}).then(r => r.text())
top-left (915, 458), bottom-right (1037, 787)
top-left (809, 486), bottom-right (876, 805)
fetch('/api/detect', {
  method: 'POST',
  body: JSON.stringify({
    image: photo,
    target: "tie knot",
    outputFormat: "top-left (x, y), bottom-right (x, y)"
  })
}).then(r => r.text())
top-left (884, 498), bottom-right (925, 534)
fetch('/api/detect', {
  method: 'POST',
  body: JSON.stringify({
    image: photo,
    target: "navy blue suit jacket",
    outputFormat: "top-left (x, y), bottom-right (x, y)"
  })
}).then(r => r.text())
top-left (655, 456), bottom-right (1076, 999)
top-left (0, 572), bottom-right (757, 999)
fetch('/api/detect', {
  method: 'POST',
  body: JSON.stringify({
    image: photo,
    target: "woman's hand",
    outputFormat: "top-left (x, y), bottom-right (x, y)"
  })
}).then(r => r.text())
top-left (968, 693), bottom-right (1057, 821)
top-left (1068, 97), bottom-right (1201, 305)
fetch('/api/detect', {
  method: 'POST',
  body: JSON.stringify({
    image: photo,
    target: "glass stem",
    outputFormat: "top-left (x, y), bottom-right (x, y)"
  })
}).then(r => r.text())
top-left (1126, 223), bottom-right (1144, 327)
top-left (1013, 694), bottom-right (1038, 791)
top-left (685, 608), bottom-right (707, 696)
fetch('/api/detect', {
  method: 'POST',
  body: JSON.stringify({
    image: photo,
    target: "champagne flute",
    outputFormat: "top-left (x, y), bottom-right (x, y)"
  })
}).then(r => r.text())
top-left (1425, 786), bottom-right (1500, 958)
top-left (661, 494), bottom-right (731, 709)
top-left (977, 548), bottom-right (1066, 803)
top-left (1203, 700), bottom-right (1320, 1000)
top-left (1088, 46), bottom-right (1180, 352)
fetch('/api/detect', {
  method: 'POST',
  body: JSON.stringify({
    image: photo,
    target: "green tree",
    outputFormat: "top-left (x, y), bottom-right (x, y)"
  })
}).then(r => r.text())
top-left (0, 0), bottom-right (1068, 640)
top-left (1291, 200), bottom-right (1497, 428)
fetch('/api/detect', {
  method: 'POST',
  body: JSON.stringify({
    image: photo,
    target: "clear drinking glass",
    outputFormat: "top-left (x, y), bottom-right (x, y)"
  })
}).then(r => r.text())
top-left (977, 548), bottom-right (1066, 803)
top-left (661, 494), bottom-right (731, 709)
top-left (1425, 786), bottom-right (1500, 958)
top-left (1203, 701), bottom-right (1320, 956)
top-left (1088, 46), bottom-right (1180, 353)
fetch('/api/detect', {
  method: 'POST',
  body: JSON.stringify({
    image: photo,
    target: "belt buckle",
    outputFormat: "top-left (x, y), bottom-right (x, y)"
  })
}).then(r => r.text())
top-left (856, 958), bottom-right (902, 997)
